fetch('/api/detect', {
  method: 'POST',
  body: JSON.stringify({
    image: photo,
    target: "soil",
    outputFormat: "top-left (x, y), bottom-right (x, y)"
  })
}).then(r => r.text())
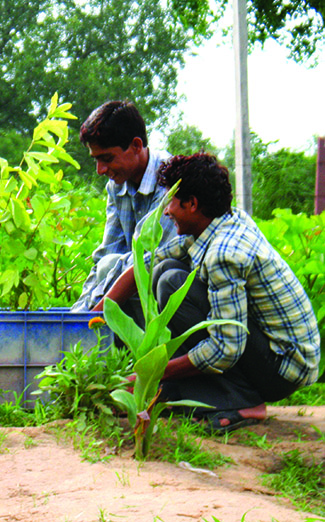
top-left (0, 406), bottom-right (324, 522)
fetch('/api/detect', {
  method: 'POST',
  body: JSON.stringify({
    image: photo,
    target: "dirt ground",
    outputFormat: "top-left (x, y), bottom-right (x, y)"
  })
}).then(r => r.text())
top-left (0, 405), bottom-right (324, 522)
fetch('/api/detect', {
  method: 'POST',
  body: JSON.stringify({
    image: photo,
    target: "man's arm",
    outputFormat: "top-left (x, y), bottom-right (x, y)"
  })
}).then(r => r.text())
top-left (92, 265), bottom-right (137, 311)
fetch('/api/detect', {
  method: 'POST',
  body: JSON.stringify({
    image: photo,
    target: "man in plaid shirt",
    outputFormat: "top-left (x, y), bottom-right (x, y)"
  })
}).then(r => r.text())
top-left (96, 153), bottom-right (321, 433)
top-left (71, 100), bottom-right (176, 312)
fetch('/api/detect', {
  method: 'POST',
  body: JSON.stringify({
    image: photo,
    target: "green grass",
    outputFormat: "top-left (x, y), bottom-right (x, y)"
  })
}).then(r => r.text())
top-left (271, 382), bottom-right (325, 407)
top-left (150, 413), bottom-right (233, 469)
top-left (262, 449), bottom-right (325, 517)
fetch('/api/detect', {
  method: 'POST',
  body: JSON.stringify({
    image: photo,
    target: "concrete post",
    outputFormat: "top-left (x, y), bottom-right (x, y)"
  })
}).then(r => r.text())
top-left (233, 0), bottom-right (252, 214)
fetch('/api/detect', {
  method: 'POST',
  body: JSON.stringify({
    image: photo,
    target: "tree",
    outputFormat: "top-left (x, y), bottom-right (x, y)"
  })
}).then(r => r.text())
top-left (169, 0), bottom-right (325, 64)
top-left (223, 133), bottom-right (317, 218)
top-left (0, 0), bottom-right (190, 135)
top-left (165, 123), bottom-right (220, 156)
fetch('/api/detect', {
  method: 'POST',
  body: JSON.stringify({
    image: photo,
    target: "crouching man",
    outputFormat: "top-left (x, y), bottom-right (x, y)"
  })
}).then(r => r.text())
top-left (93, 153), bottom-right (321, 433)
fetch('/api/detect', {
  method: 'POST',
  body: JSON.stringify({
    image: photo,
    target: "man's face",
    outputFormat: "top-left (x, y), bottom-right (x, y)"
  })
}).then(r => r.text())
top-left (89, 142), bottom-right (143, 185)
top-left (164, 196), bottom-right (194, 236)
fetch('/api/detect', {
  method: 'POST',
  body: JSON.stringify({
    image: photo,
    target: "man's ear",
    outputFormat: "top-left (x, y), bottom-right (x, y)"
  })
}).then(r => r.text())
top-left (188, 195), bottom-right (199, 213)
top-left (130, 137), bottom-right (143, 153)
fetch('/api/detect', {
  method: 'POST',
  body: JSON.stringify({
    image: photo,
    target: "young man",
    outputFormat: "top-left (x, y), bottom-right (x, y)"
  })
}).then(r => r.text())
top-left (71, 100), bottom-right (176, 312)
top-left (94, 153), bottom-right (321, 433)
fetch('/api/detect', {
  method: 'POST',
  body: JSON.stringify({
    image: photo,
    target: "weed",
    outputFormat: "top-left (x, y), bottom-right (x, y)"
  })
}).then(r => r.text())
top-left (0, 431), bottom-right (9, 454)
top-left (0, 388), bottom-right (36, 427)
top-left (114, 469), bottom-right (130, 487)
top-left (230, 429), bottom-right (273, 450)
top-left (150, 413), bottom-right (232, 469)
top-left (262, 449), bottom-right (325, 516)
top-left (24, 435), bottom-right (37, 449)
top-left (272, 382), bottom-right (325, 406)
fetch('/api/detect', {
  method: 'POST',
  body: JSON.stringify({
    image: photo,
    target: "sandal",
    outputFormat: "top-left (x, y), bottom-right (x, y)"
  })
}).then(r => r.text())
top-left (197, 410), bottom-right (262, 435)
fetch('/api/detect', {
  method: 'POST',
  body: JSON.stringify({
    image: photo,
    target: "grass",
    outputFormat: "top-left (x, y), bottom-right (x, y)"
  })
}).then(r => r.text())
top-left (262, 449), bottom-right (325, 517)
top-left (149, 413), bottom-right (233, 469)
top-left (272, 382), bottom-right (325, 407)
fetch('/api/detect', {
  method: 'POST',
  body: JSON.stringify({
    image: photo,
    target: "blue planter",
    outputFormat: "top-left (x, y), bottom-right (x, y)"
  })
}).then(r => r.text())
top-left (0, 308), bottom-right (112, 405)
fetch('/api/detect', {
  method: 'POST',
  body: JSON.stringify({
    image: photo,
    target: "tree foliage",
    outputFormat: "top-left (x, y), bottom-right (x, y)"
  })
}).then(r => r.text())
top-left (223, 133), bottom-right (316, 219)
top-left (0, 0), bottom-right (190, 135)
top-left (169, 0), bottom-right (325, 63)
top-left (165, 123), bottom-right (220, 156)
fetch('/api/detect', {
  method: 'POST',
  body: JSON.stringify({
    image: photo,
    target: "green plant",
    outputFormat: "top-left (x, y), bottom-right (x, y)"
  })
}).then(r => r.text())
top-left (104, 184), bottom-right (246, 459)
top-left (0, 93), bottom-right (108, 309)
top-left (0, 388), bottom-right (36, 426)
top-left (33, 322), bottom-right (133, 424)
top-left (262, 449), bottom-right (325, 516)
top-left (0, 431), bottom-right (9, 454)
top-left (230, 429), bottom-right (273, 450)
top-left (255, 209), bottom-right (325, 344)
top-left (151, 414), bottom-right (232, 469)
top-left (273, 382), bottom-right (325, 406)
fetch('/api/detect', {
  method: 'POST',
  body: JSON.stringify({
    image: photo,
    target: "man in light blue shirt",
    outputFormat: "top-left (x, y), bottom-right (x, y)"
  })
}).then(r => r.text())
top-left (71, 100), bottom-right (176, 312)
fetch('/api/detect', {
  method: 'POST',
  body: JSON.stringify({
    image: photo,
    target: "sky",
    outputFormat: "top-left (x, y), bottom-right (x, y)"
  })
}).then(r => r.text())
top-left (152, 28), bottom-right (325, 155)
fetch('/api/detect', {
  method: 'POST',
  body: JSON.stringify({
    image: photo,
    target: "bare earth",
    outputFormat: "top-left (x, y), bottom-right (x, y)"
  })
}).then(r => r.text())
top-left (0, 406), bottom-right (324, 522)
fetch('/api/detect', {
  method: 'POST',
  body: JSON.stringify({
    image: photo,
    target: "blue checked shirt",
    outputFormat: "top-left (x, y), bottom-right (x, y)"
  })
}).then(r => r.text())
top-left (72, 149), bottom-right (176, 311)
top-left (149, 208), bottom-right (320, 386)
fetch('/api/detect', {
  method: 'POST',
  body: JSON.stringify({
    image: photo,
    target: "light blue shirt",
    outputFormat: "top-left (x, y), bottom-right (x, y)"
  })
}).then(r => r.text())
top-left (72, 149), bottom-right (176, 311)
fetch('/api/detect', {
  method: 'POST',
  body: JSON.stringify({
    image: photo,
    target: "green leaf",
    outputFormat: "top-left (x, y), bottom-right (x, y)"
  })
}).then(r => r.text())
top-left (23, 247), bottom-right (38, 260)
top-left (48, 92), bottom-right (59, 117)
top-left (103, 298), bottom-right (144, 358)
top-left (25, 151), bottom-right (59, 164)
top-left (18, 169), bottom-right (38, 189)
top-left (165, 319), bottom-right (248, 359)
top-left (18, 292), bottom-right (28, 309)
top-left (10, 198), bottom-right (30, 229)
top-left (111, 389), bottom-right (137, 427)
top-left (0, 268), bottom-right (19, 296)
top-left (134, 344), bottom-right (168, 411)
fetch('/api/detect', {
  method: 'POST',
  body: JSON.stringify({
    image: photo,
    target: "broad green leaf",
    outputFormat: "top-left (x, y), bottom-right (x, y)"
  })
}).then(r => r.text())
top-left (165, 399), bottom-right (215, 409)
top-left (103, 298), bottom-right (144, 358)
top-left (165, 319), bottom-right (248, 359)
top-left (50, 194), bottom-right (70, 211)
top-left (23, 247), bottom-right (38, 260)
top-left (4, 176), bottom-right (18, 193)
top-left (18, 169), bottom-right (38, 189)
top-left (18, 292), bottom-right (28, 309)
top-left (10, 198), bottom-right (30, 229)
top-left (37, 169), bottom-right (57, 184)
top-left (111, 389), bottom-right (137, 427)
top-left (134, 344), bottom-right (168, 411)
top-left (31, 194), bottom-right (48, 220)
top-left (0, 268), bottom-right (19, 296)
top-left (24, 155), bottom-right (39, 176)
top-left (26, 151), bottom-right (59, 164)
top-left (132, 235), bottom-right (150, 321)
top-left (48, 92), bottom-right (59, 117)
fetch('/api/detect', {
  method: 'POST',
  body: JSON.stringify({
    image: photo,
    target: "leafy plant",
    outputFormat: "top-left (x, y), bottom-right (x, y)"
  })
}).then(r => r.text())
top-left (103, 183), bottom-right (246, 459)
top-left (0, 93), bottom-right (107, 309)
top-left (0, 388), bottom-right (36, 426)
top-left (33, 321), bottom-right (133, 424)
top-left (255, 208), bottom-right (325, 344)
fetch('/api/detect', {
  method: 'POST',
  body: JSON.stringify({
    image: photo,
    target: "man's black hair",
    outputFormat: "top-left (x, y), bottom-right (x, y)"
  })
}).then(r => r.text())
top-left (158, 153), bottom-right (233, 218)
top-left (80, 100), bottom-right (148, 150)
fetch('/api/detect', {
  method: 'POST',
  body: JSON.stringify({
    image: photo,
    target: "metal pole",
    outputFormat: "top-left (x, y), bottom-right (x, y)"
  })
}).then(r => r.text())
top-left (233, 0), bottom-right (252, 214)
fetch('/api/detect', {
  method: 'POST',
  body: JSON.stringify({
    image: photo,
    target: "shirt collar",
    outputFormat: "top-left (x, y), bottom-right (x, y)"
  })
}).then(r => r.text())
top-left (115, 148), bottom-right (157, 197)
top-left (188, 212), bottom-right (232, 266)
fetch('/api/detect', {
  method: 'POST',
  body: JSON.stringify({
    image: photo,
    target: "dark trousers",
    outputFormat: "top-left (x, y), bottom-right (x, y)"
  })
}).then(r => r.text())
top-left (152, 259), bottom-right (299, 412)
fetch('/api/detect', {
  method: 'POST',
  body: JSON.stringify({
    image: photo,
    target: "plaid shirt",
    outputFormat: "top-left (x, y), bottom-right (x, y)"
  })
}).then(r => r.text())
top-left (72, 149), bottom-right (176, 311)
top-left (150, 208), bottom-right (320, 386)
